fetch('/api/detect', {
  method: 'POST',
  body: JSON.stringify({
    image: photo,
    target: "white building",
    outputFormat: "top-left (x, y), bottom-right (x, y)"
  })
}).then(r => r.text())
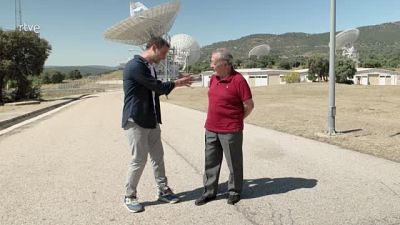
top-left (201, 68), bottom-right (309, 87)
top-left (353, 68), bottom-right (400, 85)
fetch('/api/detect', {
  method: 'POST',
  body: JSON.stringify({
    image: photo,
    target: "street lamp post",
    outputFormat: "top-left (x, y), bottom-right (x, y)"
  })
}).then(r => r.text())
top-left (328, 0), bottom-right (336, 135)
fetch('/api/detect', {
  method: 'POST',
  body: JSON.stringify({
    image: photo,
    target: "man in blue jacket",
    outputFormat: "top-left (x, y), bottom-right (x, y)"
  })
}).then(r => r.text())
top-left (122, 36), bottom-right (192, 213)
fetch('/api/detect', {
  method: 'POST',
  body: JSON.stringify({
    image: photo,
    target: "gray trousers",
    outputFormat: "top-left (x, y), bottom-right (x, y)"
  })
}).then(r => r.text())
top-left (124, 121), bottom-right (168, 198)
top-left (203, 130), bottom-right (243, 197)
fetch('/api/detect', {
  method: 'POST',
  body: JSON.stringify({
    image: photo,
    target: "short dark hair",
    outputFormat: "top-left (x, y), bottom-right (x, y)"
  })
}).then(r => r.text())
top-left (145, 36), bottom-right (170, 49)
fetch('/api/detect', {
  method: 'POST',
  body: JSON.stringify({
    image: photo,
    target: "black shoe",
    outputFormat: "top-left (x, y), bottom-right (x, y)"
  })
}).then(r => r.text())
top-left (227, 194), bottom-right (240, 205)
top-left (194, 195), bottom-right (216, 206)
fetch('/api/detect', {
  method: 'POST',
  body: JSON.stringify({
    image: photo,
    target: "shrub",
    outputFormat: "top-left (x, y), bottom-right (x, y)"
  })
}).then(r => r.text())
top-left (284, 72), bottom-right (300, 83)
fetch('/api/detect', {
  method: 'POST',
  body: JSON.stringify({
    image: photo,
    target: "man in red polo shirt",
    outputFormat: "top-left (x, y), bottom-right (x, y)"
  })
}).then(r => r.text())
top-left (195, 48), bottom-right (254, 206)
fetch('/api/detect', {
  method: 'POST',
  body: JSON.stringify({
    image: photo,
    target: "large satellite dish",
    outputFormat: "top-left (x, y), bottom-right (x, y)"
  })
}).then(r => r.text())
top-left (248, 44), bottom-right (271, 58)
top-left (335, 28), bottom-right (360, 61)
top-left (170, 34), bottom-right (201, 71)
top-left (104, 0), bottom-right (180, 46)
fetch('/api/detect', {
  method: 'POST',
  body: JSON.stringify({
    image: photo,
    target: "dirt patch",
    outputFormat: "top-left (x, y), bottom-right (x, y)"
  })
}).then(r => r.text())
top-left (162, 83), bottom-right (400, 162)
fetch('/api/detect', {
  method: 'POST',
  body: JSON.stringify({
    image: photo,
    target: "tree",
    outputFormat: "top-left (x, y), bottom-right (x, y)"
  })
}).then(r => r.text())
top-left (10, 31), bottom-right (51, 100)
top-left (259, 55), bottom-right (277, 68)
top-left (335, 57), bottom-right (356, 83)
top-left (0, 29), bottom-right (51, 103)
top-left (308, 56), bottom-right (329, 82)
top-left (290, 56), bottom-right (307, 68)
top-left (41, 71), bottom-right (52, 84)
top-left (278, 60), bottom-right (292, 70)
top-left (233, 58), bottom-right (243, 68)
top-left (68, 69), bottom-right (82, 80)
top-left (0, 29), bottom-right (13, 104)
top-left (188, 60), bottom-right (211, 73)
top-left (241, 58), bottom-right (258, 68)
top-left (52, 72), bottom-right (65, 83)
top-left (361, 58), bottom-right (382, 68)
top-left (187, 65), bottom-right (201, 74)
top-left (41, 71), bottom-right (66, 84)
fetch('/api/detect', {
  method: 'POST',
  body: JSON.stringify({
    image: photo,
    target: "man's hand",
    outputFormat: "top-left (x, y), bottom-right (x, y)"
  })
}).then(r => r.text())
top-left (174, 76), bottom-right (193, 87)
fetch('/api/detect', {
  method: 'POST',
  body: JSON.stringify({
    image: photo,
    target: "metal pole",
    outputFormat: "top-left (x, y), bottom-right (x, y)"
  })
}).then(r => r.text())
top-left (15, 0), bottom-right (17, 28)
top-left (18, 0), bottom-right (22, 26)
top-left (328, 0), bottom-right (336, 135)
top-left (165, 34), bottom-right (170, 81)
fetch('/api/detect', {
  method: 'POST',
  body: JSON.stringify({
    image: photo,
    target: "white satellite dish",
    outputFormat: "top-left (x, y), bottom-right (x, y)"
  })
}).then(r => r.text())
top-left (170, 34), bottom-right (201, 71)
top-left (104, 0), bottom-right (180, 46)
top-left (248, 44), bottom-right (271, 58)
top-left (335, 28), bottom-right (360, 61)
top-left (336, 28), bottom-right (359, 49)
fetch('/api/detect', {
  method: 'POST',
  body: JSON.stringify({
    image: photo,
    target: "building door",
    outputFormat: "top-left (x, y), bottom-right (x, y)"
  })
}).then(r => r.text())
top-left (255, 76), bottom-right (268, 86)
top-left (379, 76), bottom-right (385, 85)
top-left (385, 76), bottom-right (391, 85)
top-left (361, 77), bottom-right (368, 85)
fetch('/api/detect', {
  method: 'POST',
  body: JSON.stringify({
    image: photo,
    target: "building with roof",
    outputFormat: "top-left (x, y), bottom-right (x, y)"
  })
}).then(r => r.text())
top-left (353, 68), bottom-right (400, 85)
top-left (201, 68), bottom-right (309, 87)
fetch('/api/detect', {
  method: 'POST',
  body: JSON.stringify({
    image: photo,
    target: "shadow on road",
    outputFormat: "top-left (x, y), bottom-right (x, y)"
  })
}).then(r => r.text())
top-left (338, 128), bottom-right (363, 134)
top-left (173, 177), bottom-right (318, 204)
top-left (389, 132), bottom-right (400, 137)
top-left (140, 177), bottom-right (317, 207)
top-left (242, 177), bottom-right (317, 199)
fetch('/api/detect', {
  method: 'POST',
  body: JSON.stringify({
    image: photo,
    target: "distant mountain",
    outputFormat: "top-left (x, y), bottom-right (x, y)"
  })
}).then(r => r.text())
top-left (198, 21), bottom-right (400, 62)
top-left (44, 65), bottom-right (118, 76)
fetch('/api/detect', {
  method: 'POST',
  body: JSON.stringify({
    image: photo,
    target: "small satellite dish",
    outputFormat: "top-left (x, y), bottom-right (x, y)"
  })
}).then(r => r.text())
top-left (104, 0), bottom-right (180, 46)
top-left (248, 44), bottom-right (271, 58)
top-left (335, 28), bottom-right (360, 61)
top-left (130, 2), bottom-right (148, 16)
top-left (170, 34), bottom-right (201, 71)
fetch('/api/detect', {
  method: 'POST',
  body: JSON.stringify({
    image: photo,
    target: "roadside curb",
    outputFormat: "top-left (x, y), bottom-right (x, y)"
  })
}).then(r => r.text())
top-left (0, 94), bottom-right (89, 131)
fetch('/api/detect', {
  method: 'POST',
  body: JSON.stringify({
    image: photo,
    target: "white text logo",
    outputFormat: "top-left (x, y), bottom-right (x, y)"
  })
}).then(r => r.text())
top-left (18, 23), bottom-right (40, 34)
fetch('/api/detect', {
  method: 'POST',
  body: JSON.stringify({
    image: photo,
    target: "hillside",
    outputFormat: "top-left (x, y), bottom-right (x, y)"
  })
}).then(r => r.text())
top-left (198, 21), bottom-right (400, 62)
top-left (44, 65), bottom-right (117, 76)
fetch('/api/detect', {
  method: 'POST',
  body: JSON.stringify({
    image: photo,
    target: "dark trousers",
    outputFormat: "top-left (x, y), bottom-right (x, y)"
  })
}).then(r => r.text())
top-left (203, 130), bottom-right (243, 197)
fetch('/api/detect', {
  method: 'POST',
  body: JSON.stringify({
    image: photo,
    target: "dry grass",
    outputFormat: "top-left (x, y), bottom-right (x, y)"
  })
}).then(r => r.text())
top-left (40, 75), bottom-right (122, 100)
top-left (97, 70), bottom-right (123, 80)
top-left (162, 83), bottom-right (400, 162)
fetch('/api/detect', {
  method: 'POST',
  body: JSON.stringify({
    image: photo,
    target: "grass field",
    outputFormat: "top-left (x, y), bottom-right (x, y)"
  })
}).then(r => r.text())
top-left (162, 83), bottom-right (400, 162)
top-left (97, 70), bottom-right (123, 81)
top-left (40, 72), bottom-right (123, 100)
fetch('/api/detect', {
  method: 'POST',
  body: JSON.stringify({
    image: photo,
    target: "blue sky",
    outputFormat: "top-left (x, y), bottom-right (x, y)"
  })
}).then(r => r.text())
top-left (1, 0), bottom-right (399, 66)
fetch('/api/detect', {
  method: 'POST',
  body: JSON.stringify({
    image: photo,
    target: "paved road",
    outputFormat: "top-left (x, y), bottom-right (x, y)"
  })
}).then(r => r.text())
top-left (1, 91), bottom-right (400, 225)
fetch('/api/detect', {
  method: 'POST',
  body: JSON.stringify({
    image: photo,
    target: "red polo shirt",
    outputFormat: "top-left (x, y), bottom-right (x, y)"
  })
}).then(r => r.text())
top-left (205, 70), bottom-right (252, 133)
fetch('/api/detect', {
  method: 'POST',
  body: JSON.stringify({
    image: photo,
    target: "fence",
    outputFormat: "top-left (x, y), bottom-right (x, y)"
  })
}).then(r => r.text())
top-left (40, 77), bottom-right (122, 99)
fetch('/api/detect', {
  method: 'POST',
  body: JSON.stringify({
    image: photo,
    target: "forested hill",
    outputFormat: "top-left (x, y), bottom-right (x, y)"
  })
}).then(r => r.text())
top-left (198, 21), bottom-right (400, 65)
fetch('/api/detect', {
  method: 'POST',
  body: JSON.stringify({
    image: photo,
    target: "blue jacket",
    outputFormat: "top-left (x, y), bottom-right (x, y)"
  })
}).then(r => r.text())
top-left (122, 55), bottom-right (175, 128)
